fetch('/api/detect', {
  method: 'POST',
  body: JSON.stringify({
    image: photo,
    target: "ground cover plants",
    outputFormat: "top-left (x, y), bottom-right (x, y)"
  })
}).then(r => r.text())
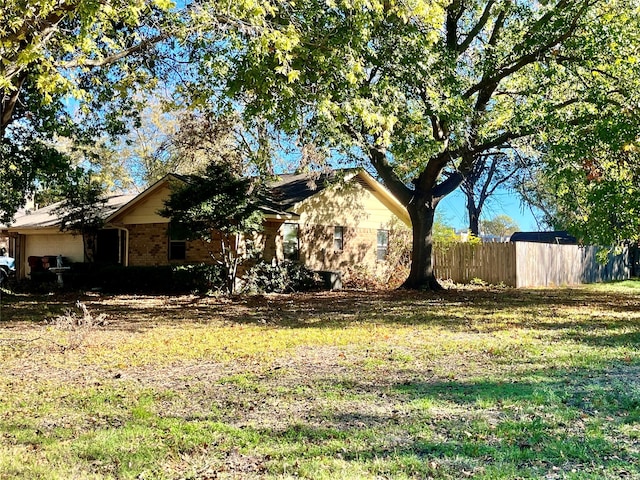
top-left (0, 281), bottom-right (639, 479)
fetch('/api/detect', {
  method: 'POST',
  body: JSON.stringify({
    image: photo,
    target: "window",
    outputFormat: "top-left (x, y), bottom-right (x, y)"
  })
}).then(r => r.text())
top-left (377, 229), bottom-right (389, 261)
top-left (170, 240), bottom-right (186, 260)
top-left (334, 226), bottom-right (344, 251)
top-left (169, 224), bottom-right (187, 260)
top-left (282, 223), bottom-right (300, 261)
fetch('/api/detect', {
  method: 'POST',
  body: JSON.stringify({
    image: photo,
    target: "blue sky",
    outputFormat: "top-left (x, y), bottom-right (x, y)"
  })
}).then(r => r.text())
top-left (438, 187), bottom-right (544, 232)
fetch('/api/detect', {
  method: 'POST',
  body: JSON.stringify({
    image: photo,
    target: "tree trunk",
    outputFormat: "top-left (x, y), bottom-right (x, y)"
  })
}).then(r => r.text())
top-left (83, 232), bottom-right (96, 263)
top-left (401, 200), bottom-right (443, 290)
top-left (468, 202), bottom-right (480, 237)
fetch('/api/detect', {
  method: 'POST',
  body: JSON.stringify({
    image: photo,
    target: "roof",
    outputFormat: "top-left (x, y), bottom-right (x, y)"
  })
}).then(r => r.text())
top-left (266, 170), bottom-right (345, 210)
top-left (6, 167), bottom-right (410, 231)
top-left (510, 231), bottom-right (578, 245)
top-left (8, 194), bottom-right (137, 230)
top-left (264, 169), bottom-right (410, 226)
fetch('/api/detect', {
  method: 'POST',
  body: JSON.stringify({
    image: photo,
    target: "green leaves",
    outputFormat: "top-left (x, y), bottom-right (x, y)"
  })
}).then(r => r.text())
top-left (196, 0), bottom-right (640, 287)
top-left (160, 158), bottom-right (265, 294)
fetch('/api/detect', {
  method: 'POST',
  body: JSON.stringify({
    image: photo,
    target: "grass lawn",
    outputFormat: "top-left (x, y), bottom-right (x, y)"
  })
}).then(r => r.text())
top-left (0, 281), bottom-right (639, 479)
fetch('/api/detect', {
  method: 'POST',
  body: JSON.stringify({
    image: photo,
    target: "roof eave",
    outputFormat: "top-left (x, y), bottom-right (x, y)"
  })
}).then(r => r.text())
top-left (355, 170), bottom-right (411, 227)
top-left (262, 212), bottom-right (300, 220)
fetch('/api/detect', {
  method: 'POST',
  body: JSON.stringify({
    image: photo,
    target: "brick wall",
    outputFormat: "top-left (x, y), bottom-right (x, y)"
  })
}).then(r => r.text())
top-left (262, 221), bottom-right (385, 274)
top-left (127, 223), bottom-right (168, 266)
top-left (261, 221), bottom-right (280, 262)
top-left (127, 223), bottom-right (229, 266)
top-left (185, 238), bottom-right (215, 263)
top-left (126, 220), bottom-right (390, 274)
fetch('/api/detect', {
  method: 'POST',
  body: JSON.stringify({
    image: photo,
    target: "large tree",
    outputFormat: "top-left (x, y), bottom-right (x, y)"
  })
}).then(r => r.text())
top-left (481, 214), bottom-right (520, 238)
top-left (202, 0), bottom-right (640, 289)
top-left (0, 0), bottom-right (273, 219)
top-left (0, 0), bottom-right (177, 220)
top-left (0, 0), bottom-right (180, 135)
top-left (517, 117), bottom-right (640, 250)
top-left (514, 7), bottom-right (640, 251)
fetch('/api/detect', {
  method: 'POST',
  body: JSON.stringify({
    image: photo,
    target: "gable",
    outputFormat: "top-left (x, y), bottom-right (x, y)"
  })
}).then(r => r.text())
top-left (293, 172), bottom-right (410, 229)
top-left (107, 182), bottom-right (173, 226)
top-left (286, 171), bottom-right (410, 229)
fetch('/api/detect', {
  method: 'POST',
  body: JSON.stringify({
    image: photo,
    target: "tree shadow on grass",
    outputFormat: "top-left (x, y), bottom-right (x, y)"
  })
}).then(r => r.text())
top-left (563, 330), bottom-right (640, 348)
top-left (2, 286), bottom-right (639, 337)
top-left (249, 364), bottom-right (639, 476)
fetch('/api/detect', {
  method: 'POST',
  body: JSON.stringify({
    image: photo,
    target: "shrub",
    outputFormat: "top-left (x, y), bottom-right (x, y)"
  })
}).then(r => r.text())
top-left (63, 263), bottom-right (225, 294)
top-left (98, 265), bottom-right (174, 293)
top-left (343, 265), bottom-right (387, 290)
top-left (243, 261), bottom-right (319, 293)
top-left (51, 301), bottom-right (108, 350)
top-left (172, 264), bottom-right (225, 293)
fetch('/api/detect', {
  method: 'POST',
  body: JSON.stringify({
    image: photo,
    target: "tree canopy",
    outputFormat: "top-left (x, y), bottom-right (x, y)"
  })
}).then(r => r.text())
top-left (0, 0), bottom-right (274, 220)
top-left (194, 0), bottom-right (640, 288)
top-left (160, 161), bottom-right (264, 294)
top-left (0, 0), bottom-right (178, 133)
top-left (0, 0), bottom-right (176, 220)
top-left (481, 214), bottom-right (520, 238)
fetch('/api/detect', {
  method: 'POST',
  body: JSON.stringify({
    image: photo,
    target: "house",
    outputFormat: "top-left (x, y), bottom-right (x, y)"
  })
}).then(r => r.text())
top-left (2, 169), bottom-right (410, 280)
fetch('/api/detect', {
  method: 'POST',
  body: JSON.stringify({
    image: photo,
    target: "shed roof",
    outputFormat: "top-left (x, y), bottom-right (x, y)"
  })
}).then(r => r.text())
top-left (510, 231), bottom-right (578, 245)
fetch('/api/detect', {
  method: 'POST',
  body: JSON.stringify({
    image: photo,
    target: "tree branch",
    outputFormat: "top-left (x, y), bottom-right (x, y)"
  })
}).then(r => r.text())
top-left (463, 1), bottom-right (589, 100)
top-left (1, 1), bottom-right (78, 46)
top-left (342, 122), bottom-right (413, 205)
top-left (60, 33), bottom-right (168, 68)
top-left (445, 0), bottom-right (464, 51)
top-left (487, 3), bottom-right (507, 47)
top-left (1, 73), bottom-right (27, 133)
top-left (477, 155), bottom-right (499, 210)
top-left (457, 0), bottom-right (496, 53)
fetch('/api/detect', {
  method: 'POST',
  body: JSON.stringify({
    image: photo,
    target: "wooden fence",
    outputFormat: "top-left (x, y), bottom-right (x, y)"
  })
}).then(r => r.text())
top-left (433, 242), bottom-right (631, 287)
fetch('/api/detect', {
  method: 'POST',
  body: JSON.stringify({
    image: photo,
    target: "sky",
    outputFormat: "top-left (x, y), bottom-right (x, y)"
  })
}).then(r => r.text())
top-left (438, 187), bottom-right (545, 233)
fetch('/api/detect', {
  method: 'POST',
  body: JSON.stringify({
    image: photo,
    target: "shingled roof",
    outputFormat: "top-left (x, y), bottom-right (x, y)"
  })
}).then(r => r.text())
top-left (263, 170), bottom-right (347, 211)
top-left (7, 194), bottom-right (137, 230)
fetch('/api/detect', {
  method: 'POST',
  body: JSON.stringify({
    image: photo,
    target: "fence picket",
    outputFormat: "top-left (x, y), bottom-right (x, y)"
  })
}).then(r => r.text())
top-left (433, 242), bottom-right (630, 287)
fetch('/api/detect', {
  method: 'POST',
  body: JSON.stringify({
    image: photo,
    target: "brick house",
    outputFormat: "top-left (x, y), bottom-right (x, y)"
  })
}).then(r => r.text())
top-left (3, 169), bottom-right (410, 280)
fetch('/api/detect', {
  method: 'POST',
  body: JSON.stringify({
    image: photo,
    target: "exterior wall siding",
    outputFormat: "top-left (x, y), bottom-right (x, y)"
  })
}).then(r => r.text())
top-left (263, 220), bottom-right (397, 278)
top-left (290, 181), bottom-right (404, 275)
top-left (116, 185), bottom-right (173, 225)
top-left (300, 225), bottom-right (383, 272)
top-left (21, 231), bottom-right (85, 278)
